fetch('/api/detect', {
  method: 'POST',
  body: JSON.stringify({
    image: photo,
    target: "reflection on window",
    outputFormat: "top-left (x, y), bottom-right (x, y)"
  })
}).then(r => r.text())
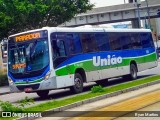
top-left (51, 33), bottom-right (67, 68)
top-left (80, 34), bottom-right (98, 53)
top-left (108, 32), bottom-right (121, 50)
top-left (130, 33), bottom-right (142, 49)
top-left (95, 33), bottom-right (110, 51)
top-left (51, 33), bottom-right (66, 59)
top-left (8, 40), bottom-right (49, 73)
top-left (9, 46), bottom-right (26, 73)
top-left (66, 34), bottom-right (82, 55)
top-left (140, 33), bottom-right (154, 48)
top-left (121, 33), bottom-right (132, 49)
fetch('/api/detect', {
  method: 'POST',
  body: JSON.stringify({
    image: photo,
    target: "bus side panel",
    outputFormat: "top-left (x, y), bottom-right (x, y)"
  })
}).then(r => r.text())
top-left (55, 75), bottom-right (74, 88)
top-left (136, 48), bottom-right (157, 72)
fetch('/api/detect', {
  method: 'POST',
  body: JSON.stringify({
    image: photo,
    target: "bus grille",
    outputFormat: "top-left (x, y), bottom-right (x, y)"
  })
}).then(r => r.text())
top-left (16, 84), bottom-right (40, 91)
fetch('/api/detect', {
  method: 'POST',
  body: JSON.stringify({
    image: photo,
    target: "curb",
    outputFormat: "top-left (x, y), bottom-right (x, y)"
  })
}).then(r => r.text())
top-left (17, 79), bottom-right (160, 120)
top-left (0, 91), bottom-right (11, 95)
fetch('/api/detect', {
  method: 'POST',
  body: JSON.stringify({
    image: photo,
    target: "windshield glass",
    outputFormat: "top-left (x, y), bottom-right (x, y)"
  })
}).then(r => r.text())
top-left (8, 38), bottom-right (49, 74)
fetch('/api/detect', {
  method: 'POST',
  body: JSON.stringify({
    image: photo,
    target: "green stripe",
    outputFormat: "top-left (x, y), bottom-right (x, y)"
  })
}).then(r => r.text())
top-left (15, 78), bottom-right (43, 85)
top-left (55, 52), bottom-right (157, 76)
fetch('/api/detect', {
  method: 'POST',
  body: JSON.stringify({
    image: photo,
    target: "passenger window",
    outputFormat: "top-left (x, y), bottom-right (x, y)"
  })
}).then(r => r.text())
top-left (56, 40), bottom-right (66, 56)
top-left (95, 33), bottom-right (110, 51)
top-left (66, 34), bottom-right (82, 55)
top-left (80, 34), bottom-right (98, 53)
top-left (51, 33), bottom-right (66, 59)
top-left (140, 32), bottom-right (154, 48)
top-left (108, 32), bottom-right (122, 50)
top-left (51, 33), bottom-right (67, 68)
top-left (121, 33), bottom-right (132, 49)
top-left (130, 33), bottom-right (142, 49)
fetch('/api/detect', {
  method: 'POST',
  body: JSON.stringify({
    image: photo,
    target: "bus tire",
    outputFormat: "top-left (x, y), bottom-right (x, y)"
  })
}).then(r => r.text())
top-left (70, 73), bottom-right (83, 94)
top-left (36, 90), bottom-right (49, 98)
top-left (123, 64), bottom-right (137, 80)
top-left (130, 64), bottom-right (137, 80)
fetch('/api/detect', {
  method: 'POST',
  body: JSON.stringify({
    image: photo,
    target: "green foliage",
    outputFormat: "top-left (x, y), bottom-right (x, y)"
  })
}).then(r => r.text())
top-left (0, 73), bottom-right (8, 86)
top-left (18, 96), bottom-right (34, 108)
top-left (0, 97), bottom-right (35, 112)
top-left (0, 0), bottom-right (94, 40)
top-left (91, 85), bottom-right (105, 93)
top-left (0, 100), bottom-right (23, 112)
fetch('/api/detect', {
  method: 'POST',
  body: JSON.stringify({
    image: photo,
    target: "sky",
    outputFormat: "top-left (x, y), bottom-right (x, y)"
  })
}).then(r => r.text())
top-left (90, 0), bottom-right (125, 7)
top-left (90, 0), bottom-right (145, 8)
top-left (89, 0), bottom-right (147, 26)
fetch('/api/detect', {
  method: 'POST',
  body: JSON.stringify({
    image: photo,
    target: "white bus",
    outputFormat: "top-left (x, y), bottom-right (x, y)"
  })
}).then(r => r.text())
top-left (8, 27), bottom-right (158, 97)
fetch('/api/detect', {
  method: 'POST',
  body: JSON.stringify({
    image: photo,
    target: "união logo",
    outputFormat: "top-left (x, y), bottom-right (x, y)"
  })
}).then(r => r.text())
top-left (93, 55), bottom-right (122, 67)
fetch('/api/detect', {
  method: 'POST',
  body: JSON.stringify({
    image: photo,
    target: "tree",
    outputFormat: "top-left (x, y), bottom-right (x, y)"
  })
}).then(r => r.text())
top-left (0, 0), bottom-right (94, 40)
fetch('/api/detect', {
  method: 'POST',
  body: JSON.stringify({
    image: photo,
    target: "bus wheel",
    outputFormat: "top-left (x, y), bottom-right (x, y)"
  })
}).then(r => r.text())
top-left (36, 90), bottom-right (49, 98)
top-left (70, 73), bottom-right (83, 94)
top-left (130, 64), bottom-right (137, 80)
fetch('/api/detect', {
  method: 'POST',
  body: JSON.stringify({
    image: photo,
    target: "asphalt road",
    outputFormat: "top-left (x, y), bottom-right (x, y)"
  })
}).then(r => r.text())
top-left (0, 62), bottom-right (160, 106)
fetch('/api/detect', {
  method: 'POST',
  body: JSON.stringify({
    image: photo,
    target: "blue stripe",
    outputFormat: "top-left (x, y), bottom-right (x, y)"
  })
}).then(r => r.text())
top-left (8, 65), bottom-right (50, 82)
top-left (57, 48), bottom-right (156, 69)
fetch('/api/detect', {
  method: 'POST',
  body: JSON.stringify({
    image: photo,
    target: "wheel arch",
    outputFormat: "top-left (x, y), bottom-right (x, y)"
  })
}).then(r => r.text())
top-left (130, 60), bottom-right (138, 72)
top-left (75, 68), bottom-right (87, 83)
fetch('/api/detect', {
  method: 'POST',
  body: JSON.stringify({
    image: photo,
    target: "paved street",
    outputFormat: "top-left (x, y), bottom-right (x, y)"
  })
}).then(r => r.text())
top-left (0, 62), bottom-right (160, 106)
top-left (115, 101), bottom-right (160, 120)
top-left (68, 88), bottom-right (160, 120)
top-left (0, 86), bottom-right (10, 95)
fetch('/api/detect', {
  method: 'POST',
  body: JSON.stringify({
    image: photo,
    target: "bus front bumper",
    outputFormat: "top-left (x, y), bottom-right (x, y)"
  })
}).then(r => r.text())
top-left (9, 76), bottom-right (57, 93)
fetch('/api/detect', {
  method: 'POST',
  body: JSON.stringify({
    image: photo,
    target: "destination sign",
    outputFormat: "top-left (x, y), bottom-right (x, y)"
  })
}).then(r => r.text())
top-left (15, 32), bottom-right (41, 42)
top-left (12, 63), bottom-right (26, 69)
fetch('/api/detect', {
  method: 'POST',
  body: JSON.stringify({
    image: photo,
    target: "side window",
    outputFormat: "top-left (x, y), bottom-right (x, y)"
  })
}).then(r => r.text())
top-left (66, 33), bottom-right (82, 55)
top-left (108, 32), bottom-right (121, 50)
top-left (95, 33), bottom-right (110, 51)
top-left (130, 33), bottom-right (142, 49)
top-left (80, 33), bottom-right (98, 53)
top-left (121, 33), bottom-right (132, 49)
top-left (51, 33), bottom-right (66, 59)
top-left (140, 32), bottom-right (154, 48)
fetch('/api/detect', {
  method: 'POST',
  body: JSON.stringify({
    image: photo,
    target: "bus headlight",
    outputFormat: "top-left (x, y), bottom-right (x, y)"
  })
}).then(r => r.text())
top-left (44, 71), bottom-right (51, 80)
top-left (8, 77), bottom-right (13, 84)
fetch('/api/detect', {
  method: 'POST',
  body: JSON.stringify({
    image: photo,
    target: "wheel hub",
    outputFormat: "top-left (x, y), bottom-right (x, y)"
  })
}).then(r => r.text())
top-left (75, 78), bottom-right (81, 89)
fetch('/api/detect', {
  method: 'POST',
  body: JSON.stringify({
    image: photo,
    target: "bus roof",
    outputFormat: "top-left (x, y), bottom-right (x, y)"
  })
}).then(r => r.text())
top-left (55, 27), bottom-right (151, 33)
top-left (8, 27), bottom-right (151, 38)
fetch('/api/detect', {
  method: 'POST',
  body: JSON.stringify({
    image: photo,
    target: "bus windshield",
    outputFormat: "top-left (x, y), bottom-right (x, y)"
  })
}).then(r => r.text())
top-left (8, 38), bottom-right (49, 74)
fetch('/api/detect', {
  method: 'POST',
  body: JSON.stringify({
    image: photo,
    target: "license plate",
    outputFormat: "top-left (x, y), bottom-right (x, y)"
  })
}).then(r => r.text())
top-left (24, 88), bottom-right (32, 92)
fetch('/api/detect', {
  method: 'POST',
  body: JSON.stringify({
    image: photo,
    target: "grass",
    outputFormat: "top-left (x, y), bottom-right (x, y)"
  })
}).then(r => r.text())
top-left (1, 75), bottom-right (160, 120)
top-left (0, 118), bottom-right (16, 120)
top-left (24, 75), bottom-right (160, 112)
